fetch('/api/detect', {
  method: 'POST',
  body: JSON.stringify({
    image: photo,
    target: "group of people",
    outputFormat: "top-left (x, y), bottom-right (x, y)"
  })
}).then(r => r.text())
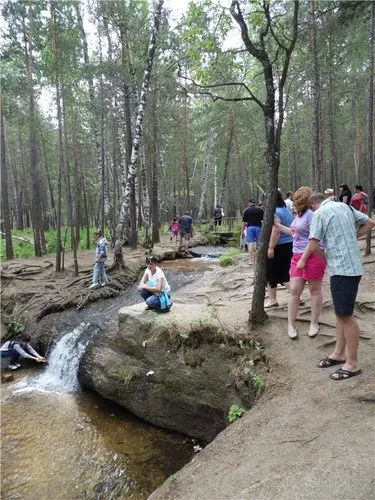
top-left (324, 184), bottom-right (369, 213)
top-left (243, 184), bottom-right (374, 381)
top-left (169, 212), bottom-right (194, 253)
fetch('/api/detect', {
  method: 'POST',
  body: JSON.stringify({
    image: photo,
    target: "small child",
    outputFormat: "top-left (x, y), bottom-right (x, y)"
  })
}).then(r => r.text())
top-left (170, 217), bottom-right (179, 243)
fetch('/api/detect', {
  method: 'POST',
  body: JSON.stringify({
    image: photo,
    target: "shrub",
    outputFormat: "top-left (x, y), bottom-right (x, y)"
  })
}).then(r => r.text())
top-left (218, 248), bottom-right (242, 267)
top-left (228, 404), bottom-right (246, 423)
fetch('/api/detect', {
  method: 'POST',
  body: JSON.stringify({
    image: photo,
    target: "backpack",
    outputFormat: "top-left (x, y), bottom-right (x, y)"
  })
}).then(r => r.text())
top-left (213, 208), bottom-right (222, 218)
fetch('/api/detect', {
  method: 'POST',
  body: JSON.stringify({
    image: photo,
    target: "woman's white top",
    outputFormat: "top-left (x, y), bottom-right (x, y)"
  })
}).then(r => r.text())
top-left (145, 266), bottom-right (171, 293)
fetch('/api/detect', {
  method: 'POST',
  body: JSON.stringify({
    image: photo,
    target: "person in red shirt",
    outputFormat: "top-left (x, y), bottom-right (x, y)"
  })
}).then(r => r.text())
top-left (351, 184), bottom-right (368, 214)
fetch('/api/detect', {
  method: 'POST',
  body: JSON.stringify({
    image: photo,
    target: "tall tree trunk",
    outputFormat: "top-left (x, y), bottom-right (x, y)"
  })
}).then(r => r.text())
top-left (309, 0), bottom-right (323, 191)
top-left (197, 137), bottom-right (211, 220)
top-left (51, 4), bottom-right (63, 271)
top-left (366, 1), bottom-right (374, 255)
top-left (140, 144), bottom-right (152, 247)
top-left (183, 86), bottom-right (190, 212)
top-left (24, 8), bottom-right (43, 257)
top-left (218, 111), bottom-right (234, 207)
top-left (118, 0), bottom-right (164, 244)
top-left (1, 104), bottom-right (14, 259)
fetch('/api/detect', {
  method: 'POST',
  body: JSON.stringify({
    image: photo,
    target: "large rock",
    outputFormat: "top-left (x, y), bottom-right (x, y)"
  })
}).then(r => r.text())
top-left (79, 303), bottom-right (265, 442)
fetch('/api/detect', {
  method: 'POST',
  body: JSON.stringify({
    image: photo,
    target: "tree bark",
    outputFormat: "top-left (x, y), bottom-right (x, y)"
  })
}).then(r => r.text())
top-left (140, 143), bottom-right (152, 247)
top-left (197, 137), bottom-right (211, 220)
top-left (309, 0), bottom-right (323, 191)
top-left (366, 1), bottom-right (374, 255)
top-left (1, 104), bottom-right (14, 259)
top-left (218, 111), bottom-right (234, 207)
top-left (118, 0), bottom-right (164, 244)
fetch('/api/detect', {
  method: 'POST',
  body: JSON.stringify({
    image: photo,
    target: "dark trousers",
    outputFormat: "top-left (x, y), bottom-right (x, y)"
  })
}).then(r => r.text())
top-left (1, 349), bottom-right (20, 364)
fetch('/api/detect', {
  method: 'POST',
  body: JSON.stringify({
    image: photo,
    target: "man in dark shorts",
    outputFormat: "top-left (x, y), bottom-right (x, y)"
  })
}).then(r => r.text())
top-left (297, 193), bottom-right (374, 381)
top-left (241, 199), bottom-right (263, 264)
top-left (178, 211), bottom-right (194, 254)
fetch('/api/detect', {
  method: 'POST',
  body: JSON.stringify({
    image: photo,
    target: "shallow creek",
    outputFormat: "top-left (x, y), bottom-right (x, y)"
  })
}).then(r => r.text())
top-left (1, 258), bottom-right (217, 499)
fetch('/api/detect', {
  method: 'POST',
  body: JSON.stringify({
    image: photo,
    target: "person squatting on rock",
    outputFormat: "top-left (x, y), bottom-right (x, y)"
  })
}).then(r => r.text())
top-left (138, 256), bottom-right (172, 312)
top-left (241, 199), bottom-right (263, 265)
top-left (1, 334), bottom-right (46, 370)
top-left (90, 230), bottom-right (108, 289)
top-left (275, 187), bottom-right (327, 340)
top-left (265, 190), bottom-right (294, 308)
top-left (297, 193), bottom-right (375, 380)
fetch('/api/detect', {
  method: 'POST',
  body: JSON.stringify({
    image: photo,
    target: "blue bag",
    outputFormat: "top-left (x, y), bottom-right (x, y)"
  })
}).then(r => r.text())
top-left (159, 291), bottom-right (171, 310)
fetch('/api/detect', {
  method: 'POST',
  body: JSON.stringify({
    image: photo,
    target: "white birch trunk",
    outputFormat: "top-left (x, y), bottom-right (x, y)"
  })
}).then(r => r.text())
top-left (118, 0), bottom-right (164, 242)
top-left (140, 144), bottom-right (152, 247)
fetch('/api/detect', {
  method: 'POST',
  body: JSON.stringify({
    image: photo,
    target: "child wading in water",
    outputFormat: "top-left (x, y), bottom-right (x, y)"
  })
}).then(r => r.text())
top-left (170, 217), bottom-right (179, 243)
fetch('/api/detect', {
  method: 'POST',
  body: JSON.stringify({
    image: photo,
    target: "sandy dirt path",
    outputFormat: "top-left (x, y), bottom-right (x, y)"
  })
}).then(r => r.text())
top-left (150, 252), bottom-right (375, 500)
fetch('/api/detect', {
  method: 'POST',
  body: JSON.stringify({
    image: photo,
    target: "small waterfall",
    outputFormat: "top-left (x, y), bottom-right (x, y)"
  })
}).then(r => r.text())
top-left (29, 323), bottom-right (97, 393)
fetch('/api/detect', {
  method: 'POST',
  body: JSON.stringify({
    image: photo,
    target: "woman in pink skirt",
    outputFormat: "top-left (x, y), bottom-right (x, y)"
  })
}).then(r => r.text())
top-left (170, 217), bottom-right (179, 243)
top-left (275, 187), bottom-right (327, 340)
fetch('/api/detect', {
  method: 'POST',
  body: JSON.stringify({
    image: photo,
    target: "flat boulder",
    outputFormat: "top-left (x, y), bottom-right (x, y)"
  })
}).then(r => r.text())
top-left (79, 303), bottom-right (266, 442)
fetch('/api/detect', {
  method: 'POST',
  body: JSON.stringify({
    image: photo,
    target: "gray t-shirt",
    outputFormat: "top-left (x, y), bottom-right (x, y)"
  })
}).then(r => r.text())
top-left (178, 215), bottom-right (193, 233)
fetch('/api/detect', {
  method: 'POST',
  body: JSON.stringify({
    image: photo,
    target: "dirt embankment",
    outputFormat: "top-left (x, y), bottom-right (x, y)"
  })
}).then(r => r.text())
top-left (149, 246), bottom-right (375, 500)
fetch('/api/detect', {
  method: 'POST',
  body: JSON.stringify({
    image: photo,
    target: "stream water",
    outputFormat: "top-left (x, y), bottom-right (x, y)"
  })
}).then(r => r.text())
top-left (1, 257), bottom-right (217, 499)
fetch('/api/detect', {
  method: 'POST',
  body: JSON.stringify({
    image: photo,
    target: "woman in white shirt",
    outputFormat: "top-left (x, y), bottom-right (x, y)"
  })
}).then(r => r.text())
top-left (138, 256), bottom-right (171, 311)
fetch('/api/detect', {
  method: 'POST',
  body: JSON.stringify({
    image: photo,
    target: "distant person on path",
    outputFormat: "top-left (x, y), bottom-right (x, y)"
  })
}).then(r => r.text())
top-left (285, 191), bottom-right (294, 213)
top-left (138, 256), bottom-right (172, 311)
top-left (275, 187), bottom-right (327, 339)
top-left (241, 199), bottom-right (263, 265)
top-left (338, 184), bottom-right (352, 205)
top-left (265, 190), bottom-right (294, 308)
top-left (178, 212), bottom-right (194, 254)
top-left (351, 185), bottom-right (368, 214)
top-left (170, 217), bottom-right (179, 243)
top-left (90, 230), bottom-right (108, 289)
top-left (297, 193), bottom-right (375, 380)
top-left (213, 205), bottom-right (224, 227)
top-left (1, 334), bottom-right (46, 370)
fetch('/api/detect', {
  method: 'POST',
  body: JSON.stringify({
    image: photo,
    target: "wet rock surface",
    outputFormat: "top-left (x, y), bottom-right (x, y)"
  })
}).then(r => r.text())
top-left (79, 302), bottom-right (266, 442)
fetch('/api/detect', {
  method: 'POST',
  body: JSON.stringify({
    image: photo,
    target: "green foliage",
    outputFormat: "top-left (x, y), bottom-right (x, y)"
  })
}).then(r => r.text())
top-left (251, 372), bottom-right (265, 391)
top-left (114, 369), bottom-right (134, 386)
top-left (167, 474), bottom-right (177, 484)
top-left (228, 404), bottom-right (246, 423)
top-left (218, 248), bottom-right (241, 267)
top-left (0, 228), bottom-right (97, 259)
top-left (6, 317), bottom-right (25, 338)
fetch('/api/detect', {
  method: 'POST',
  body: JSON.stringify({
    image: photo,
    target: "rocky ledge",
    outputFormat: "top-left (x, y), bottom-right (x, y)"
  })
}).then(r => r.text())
top-left (79, 302), bottom-right (267, 442)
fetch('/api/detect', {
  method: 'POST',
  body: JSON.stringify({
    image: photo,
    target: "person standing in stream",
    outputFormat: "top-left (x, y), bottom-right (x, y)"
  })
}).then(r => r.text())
top-left (178, 211), bottom-right (194, 254)
top-left (90, 230), bottom-right (108, 289)
top-left (297, 193), bottom-right (375, 381)
top-left (241, 199), bottom-right (263, 265)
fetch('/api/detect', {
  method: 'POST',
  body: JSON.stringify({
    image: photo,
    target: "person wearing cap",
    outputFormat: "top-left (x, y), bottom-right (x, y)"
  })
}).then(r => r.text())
top-left (90, 230), bottom-right (108, 289)
top-left (324, 188), bottom-right (335, 200)
top-left (241, 199), bottom-right (264, 265)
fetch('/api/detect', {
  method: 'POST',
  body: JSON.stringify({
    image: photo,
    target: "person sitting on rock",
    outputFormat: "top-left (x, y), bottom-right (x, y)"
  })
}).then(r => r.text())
top-left (138, 256), bottom-right (172, 311)
top-left (1, 333), bottom-right (46, 370)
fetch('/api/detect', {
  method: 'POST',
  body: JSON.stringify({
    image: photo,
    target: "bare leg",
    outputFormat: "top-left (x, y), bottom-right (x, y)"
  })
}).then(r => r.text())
top-left (308, 280), bottom-right (323, 326)
top-left (335, 315), bottom-right (360, 372)
top-left (265, 285), bottom-right (278, 307)
top-left (288, 277), bottom-right (305, 331)
top-left (247, 243), bottom-right (255, 264)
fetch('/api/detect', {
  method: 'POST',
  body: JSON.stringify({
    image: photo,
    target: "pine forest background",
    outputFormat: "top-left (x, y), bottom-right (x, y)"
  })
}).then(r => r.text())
top-left (1, 0), bottom-right (374, 263)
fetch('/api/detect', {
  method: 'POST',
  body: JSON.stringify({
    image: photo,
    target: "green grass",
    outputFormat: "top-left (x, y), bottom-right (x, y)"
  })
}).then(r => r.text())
top-left (218, 248), bottom-right (242, 267)
top-left (0, 227), bottom-right (99, 259)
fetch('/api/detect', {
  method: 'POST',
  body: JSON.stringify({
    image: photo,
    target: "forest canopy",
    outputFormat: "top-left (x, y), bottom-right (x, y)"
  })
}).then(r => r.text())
top-left (1, 0), bottom-right (373, 261)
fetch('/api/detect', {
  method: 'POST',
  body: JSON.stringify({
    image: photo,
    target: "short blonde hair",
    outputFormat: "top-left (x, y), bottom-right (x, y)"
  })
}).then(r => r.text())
top-left (293, 187), bottom-right (313, 216)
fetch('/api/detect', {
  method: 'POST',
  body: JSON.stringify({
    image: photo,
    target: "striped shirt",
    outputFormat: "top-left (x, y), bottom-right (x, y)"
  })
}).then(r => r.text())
top-left (309, 199), bottom-right (369, 277)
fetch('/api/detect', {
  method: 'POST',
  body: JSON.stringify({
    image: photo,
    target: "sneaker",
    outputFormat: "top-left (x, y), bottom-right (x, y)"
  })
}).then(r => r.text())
top-left (264, 301), bottom-right (279, 309)
top-left (89, 283), bottom-right (99, 289)
top-left (288, 327), bottom-right (298, 339)
top-left (101, 282), bottom-right (107, 287)
top-left (308, 323), bottom-right (320, 338)
top-left (9, 364), bottom-right (19, 370)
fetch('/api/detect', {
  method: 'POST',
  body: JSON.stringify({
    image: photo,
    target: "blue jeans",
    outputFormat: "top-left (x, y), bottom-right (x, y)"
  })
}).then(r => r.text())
top-left (1, 349), bottom-right (20, 365)
top-left (139, 289), bottom-right (160, 309)
top-left (92, 260), bottom-right (107, 285)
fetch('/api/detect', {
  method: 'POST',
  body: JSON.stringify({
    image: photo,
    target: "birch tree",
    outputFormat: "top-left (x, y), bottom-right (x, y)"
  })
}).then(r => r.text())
top-left (118, 0), bottom-right (164, 245)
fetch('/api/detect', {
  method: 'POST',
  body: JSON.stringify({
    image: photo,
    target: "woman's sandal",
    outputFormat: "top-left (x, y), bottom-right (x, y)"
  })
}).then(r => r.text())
top-left (318, 357), bottom-right (346, 368)
top-left (329, 368), bottom-right (362, 381)
top-left (264, 301), bottom-right (279, 308)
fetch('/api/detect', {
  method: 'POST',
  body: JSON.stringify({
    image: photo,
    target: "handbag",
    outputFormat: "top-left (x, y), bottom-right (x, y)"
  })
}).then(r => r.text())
top-left (159, 291), bottom-right (171, 310)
